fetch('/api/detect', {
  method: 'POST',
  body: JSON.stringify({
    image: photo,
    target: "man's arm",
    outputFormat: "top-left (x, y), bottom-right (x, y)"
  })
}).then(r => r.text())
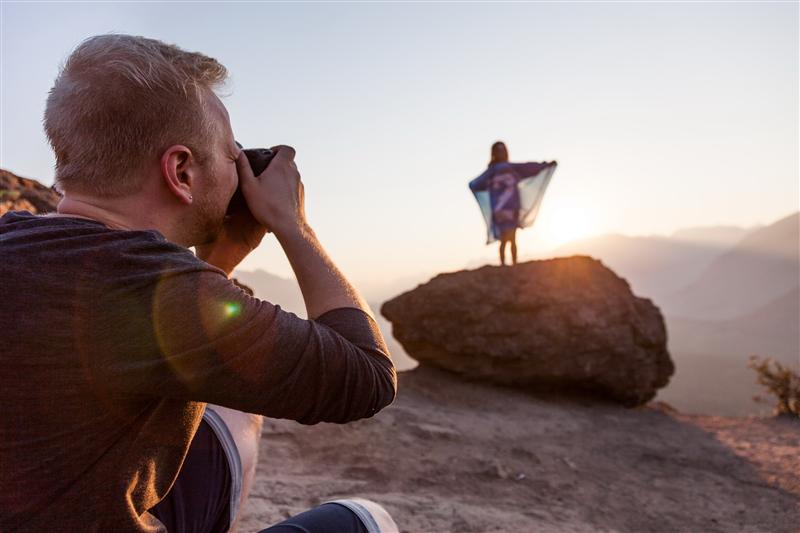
top-left (90, 262), bottom-right (395, 424)
top-left (199, 146), bottom-right (374, 320)
top-left (92, 145), bottom-right (396, 423)
top-left (275, 222), bottom-right (373, 320)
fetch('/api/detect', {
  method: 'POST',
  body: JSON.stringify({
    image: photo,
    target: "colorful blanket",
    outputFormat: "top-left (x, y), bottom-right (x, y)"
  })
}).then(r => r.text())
top-left (469, 161), bottom-right (557, 243)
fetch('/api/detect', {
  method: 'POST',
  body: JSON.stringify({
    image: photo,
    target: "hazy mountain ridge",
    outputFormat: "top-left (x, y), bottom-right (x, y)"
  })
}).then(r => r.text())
top-left (554, 213), bottom-right (798, 319)
top-left (667, 287), bottom-right (799, 363)
top-left (552, 213), bottom-right (798, 333)
top-left (233, 269), bottom-right (306, 317)
top-left (554, 233), bottom-right (737, 302)
top-left (663, 212), bottom-right (799, 320)
top-left (669, 225), bottom-right (752, 245)
top-left (553, 212), bottom-right (799, 415)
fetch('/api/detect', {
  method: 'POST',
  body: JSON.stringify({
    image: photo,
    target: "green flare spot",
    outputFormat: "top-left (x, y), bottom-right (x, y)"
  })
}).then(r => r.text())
top-left (224, 301), bottom-right (242, 318)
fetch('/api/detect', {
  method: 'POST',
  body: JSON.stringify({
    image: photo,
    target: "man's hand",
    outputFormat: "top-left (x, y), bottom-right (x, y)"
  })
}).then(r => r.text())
top-left (196, 145), bottom-right (304, 276)
top-left (237, 145), bottom-right (307, 237)
top-left (201, 143), bottom-right (373, 320)
top-left (195, 206), bottom-right (267, 276)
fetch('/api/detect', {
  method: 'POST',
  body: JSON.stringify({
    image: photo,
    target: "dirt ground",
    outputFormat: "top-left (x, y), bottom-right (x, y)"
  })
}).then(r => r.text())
top-left (239, 367), bottom-right (799, 533)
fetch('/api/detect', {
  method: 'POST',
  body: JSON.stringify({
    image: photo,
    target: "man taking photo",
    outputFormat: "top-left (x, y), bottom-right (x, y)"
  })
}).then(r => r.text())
top-left (0, 33), bottom-right (398, 533)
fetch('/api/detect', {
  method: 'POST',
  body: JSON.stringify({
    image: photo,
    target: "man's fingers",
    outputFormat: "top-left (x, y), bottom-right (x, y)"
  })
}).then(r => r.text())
top-left (236, 150), bottom-right (255, 181)
top-left (270, 145), bottom-right (296, 163)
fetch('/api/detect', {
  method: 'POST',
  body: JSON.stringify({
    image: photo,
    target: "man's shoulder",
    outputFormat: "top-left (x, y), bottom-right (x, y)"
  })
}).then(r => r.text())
top-left (0, 210), bottom-right (224, 278)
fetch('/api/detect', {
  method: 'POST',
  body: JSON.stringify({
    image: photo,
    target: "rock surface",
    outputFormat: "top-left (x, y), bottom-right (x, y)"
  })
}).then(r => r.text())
top-left (381, 257), bottom-right (674, 406)
top-left (0, 169), bottom-right (60, 216)
top-left (239, 367), bottom-right (800, 533)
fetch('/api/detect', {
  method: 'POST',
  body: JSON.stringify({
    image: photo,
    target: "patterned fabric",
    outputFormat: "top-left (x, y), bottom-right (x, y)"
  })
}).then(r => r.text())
top-left (469, 161), bottom-right (557, 243)
top-left (489, 170), bottom-right (520, 233)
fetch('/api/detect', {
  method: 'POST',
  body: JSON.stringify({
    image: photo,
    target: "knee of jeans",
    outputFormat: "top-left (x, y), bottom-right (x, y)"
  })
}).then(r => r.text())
top-left (323, 498), bottom-right (399, 533)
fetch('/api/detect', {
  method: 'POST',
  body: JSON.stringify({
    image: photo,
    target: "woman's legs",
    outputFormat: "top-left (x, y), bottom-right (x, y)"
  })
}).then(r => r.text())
top-left (498, 228), bottom-right (518, 265)
top-left (509, 228), bottom-right (518, 265)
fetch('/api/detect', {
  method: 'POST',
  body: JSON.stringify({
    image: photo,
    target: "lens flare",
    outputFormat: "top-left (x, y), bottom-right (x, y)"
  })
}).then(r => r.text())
top-left (223, 301), bottom-right (242, 318)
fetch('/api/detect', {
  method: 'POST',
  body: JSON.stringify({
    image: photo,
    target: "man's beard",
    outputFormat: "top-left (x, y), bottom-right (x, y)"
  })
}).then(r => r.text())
top-left (191, 193), bottom-right (227, 246)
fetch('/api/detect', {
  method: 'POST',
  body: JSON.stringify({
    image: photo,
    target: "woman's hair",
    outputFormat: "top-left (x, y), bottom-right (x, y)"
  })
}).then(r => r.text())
top-left (489, 141), bottom-right (508, 166)
top-left (43, 33), bottom-right (229, 197)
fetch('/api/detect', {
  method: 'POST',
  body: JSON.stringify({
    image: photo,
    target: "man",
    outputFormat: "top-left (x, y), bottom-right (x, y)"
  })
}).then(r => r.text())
top-left (0, 34), bottom-right (398, 532)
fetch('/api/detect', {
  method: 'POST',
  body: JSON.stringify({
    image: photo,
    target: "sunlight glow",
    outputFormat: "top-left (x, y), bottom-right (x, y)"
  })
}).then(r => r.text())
top-left (537, 203), bottom-right (602, 249)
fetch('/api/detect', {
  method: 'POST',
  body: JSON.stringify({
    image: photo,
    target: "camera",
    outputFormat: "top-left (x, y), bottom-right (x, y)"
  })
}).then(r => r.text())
top-left (226, 141), bottom-right (276, 216)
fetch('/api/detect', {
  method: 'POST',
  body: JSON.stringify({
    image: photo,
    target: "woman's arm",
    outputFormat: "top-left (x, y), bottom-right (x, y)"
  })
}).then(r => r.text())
top-left (510, 161), bottom-right (557, 177)
top-left (469, 168), bottom-right (493, 192)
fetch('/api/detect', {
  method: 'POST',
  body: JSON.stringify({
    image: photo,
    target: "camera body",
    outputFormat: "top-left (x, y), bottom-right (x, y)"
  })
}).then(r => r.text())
top-left (226, 146), bottom-right (275, 216)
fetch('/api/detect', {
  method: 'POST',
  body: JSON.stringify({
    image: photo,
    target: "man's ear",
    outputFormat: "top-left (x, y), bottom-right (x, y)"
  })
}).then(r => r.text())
top-left (160, 145), bottom-right (197, 204)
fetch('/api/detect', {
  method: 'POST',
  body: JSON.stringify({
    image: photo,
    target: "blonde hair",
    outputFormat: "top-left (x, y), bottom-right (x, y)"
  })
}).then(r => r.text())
top-left (44, 34), bottom-right (228, 197)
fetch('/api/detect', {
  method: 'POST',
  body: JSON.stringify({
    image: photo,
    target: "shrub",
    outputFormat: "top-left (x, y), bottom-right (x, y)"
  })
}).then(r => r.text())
top-left (748, 356), bottom-right (800, 418)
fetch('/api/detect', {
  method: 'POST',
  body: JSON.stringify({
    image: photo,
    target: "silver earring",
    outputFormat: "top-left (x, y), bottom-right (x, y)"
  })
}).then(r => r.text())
top-left (189, 195), bottom-right (193, 201)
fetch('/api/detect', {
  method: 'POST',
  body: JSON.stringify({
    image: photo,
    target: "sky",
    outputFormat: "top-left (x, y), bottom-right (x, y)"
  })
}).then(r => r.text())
top-left (1, 1), bottom-right (798, 289)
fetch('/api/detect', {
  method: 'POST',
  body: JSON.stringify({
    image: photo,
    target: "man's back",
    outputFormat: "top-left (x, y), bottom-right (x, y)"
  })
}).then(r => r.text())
top-left (1, 211), bottom-right (202, 530)
top-left (0, 211), bottom-right (395, 531)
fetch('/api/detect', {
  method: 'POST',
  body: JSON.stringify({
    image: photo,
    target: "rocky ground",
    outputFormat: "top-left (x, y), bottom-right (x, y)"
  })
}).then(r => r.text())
top-left (0, 169), bottom-right (61, 215)
top-left (239, 367), bottom-right (799, 532)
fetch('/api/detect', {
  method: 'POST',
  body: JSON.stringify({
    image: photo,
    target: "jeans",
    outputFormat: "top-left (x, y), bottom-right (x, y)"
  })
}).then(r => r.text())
top-left (152, 408), bottom-right (398, 533)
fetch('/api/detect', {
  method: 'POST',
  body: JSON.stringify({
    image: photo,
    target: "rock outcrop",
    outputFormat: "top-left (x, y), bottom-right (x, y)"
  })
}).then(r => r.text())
top-left (0, 169), bottom-right (61, 216)
top-left (381, 256), bottom-right (674, 406)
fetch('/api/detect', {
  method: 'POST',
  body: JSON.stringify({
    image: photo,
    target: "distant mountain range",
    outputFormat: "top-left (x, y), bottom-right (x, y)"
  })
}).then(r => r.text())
top-left (668, 225), bottom-right (753, 245)
top-left (662, 212), bottom-right (799, 320)
top-left (555, 213), bottom-right (798, 320)
top-left (233, 269), bottom-right (306, 317)
top-left (660, 287), bottom-right (799, 416)
top-left (556, 212), bottom-right (799, 416)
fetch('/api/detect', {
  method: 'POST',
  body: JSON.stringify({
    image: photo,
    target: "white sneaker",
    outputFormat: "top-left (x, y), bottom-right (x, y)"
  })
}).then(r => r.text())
top-left (323, 498), bottom-right (399, 533)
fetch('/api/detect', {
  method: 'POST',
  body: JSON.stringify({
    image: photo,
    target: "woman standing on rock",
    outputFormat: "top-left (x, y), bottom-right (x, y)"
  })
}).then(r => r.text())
top-left (469, 141), bottom-right (557, 266)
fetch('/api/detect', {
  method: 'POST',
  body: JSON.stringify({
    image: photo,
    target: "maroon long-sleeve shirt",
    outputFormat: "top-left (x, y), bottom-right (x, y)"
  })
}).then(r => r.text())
top-left (0, 210), bottom-right (396, 532)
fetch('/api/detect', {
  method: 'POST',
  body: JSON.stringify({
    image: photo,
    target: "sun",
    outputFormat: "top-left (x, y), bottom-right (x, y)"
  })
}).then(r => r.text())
top-left (536, 203), bottom-right (600, 249)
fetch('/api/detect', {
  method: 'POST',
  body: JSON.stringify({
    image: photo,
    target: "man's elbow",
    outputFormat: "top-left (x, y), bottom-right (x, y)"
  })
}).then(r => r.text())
top-left (377, 362), bottom-right (398, 412)
top-left (353, 355), bottom-right (397, 422)
top-left (304, 355), bottom-right (397, 425)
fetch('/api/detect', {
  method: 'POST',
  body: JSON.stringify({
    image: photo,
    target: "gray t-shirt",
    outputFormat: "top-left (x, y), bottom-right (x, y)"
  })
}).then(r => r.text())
top-left (0, 210), bottom-right (396, 532)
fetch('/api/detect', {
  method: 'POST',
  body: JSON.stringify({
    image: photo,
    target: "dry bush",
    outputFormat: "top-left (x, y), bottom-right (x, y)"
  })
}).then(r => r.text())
top-left (748, 356), bottom-right (800, 417)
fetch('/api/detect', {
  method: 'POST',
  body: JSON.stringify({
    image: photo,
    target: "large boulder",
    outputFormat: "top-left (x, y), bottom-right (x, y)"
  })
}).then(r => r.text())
top-left (381, 256), bottom-right (674, 406)
top-left (1, 169), bottom-right (61, 216)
